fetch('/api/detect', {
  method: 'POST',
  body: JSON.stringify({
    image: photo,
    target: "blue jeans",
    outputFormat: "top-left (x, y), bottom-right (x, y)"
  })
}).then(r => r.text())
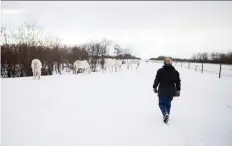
top-left (158, 96), bottom-right (173, 116)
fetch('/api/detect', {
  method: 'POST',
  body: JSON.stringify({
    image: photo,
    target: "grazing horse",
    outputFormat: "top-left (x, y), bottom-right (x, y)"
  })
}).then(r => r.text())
top-left (31, 59), bottom-right (42, 80)
top-left (127, 59), bottom-right (140, 70)
top-left (103, 58), bottom-right (116, 72)
top-left (103, 58), bottom-right (124, 72)
top-left (73, 60), bottom-right (91, 74)
top-left (114, 59), bottom-right (123, 72)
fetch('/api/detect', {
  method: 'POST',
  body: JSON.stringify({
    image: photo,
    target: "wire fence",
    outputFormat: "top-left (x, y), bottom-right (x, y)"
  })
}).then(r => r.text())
top-left (151, 60), bottom-right (232, 78)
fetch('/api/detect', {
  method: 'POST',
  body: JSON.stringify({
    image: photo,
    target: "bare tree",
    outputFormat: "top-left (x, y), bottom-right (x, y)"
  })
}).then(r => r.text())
top-left (202, 52), bottom-right (208, 61)
top-left (1, 25), bottom-right (9, 45)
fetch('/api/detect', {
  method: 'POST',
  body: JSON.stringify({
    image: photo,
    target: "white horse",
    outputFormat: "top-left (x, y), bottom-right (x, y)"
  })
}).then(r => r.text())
top-left (103, 58), bottom-right (115, 72)
top-left (73, 60), bottom-right (91, 74)
top-left (127, 59), bottom-right (140, 70)
top-left (102, 58), bottom-right (124, 72)
top-left (114, 59), bottom-right (123, 72)
top-left (31, 59), bottom-right (42, 80)
top-left (103, 58), bottom-right (114, 72)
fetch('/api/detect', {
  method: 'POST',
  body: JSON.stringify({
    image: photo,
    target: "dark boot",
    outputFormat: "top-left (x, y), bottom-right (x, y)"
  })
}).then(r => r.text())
top-left (163, 113), bottom-right (169, 123)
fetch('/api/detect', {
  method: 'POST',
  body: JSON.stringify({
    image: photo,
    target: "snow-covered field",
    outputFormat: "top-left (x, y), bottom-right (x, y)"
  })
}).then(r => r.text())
top-left (1, 62), bottom-right (232, 146)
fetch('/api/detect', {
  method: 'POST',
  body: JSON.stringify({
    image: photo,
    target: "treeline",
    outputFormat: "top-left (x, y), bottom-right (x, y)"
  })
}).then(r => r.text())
top-left (149, 56), bottom-right (191, 62)
top-left (149, 52), bottom-right (232, 64)
top-left (191, 52), bottom-right (232, 64)
top-left (1, 22), bottom-right (140, 77)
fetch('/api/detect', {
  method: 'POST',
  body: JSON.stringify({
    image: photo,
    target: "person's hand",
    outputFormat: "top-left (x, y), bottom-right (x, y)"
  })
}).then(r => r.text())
top-left (153, 88), bottom-right (158, 93)
top-left (176, 91), bottom-right (180, 97)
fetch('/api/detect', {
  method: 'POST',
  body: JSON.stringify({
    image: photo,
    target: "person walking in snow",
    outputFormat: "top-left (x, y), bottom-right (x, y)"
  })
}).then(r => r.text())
top-left (153, 58), bottom-right (181, 123)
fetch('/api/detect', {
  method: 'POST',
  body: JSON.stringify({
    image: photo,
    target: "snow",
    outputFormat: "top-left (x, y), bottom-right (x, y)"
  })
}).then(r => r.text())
top-left (1, 62), bottom-right (232, 146)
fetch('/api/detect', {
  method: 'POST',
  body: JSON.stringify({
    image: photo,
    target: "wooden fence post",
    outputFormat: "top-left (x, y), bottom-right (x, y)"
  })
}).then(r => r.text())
top-left (201, 62), bottom-right (203, 73)
top-left (219, 63), bottom-right (222, 78)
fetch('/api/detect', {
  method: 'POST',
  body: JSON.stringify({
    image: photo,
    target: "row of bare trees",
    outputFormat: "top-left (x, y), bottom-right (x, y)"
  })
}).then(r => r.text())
top-left (1, 22), bottom-right (139, 78)
top-left (191, 52), bottom-right (232, 64)
top-left (150, 51), bottom-right (232, 65)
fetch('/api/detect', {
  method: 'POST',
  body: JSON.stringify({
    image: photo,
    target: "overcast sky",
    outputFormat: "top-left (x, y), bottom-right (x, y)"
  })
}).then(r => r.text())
top-left (1, 1), bottom-right (232, 59)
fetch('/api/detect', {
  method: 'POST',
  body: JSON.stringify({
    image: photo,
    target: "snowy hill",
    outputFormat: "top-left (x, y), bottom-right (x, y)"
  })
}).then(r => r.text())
top-left (1, 62), bottom-right (232, 146)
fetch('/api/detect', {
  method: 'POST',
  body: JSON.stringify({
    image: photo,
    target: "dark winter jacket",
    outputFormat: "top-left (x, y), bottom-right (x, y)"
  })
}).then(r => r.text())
top-left (153, 65), bottom-right (181, 97)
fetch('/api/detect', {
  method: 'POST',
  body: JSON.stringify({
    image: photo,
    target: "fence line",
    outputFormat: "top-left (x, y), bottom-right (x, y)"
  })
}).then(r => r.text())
top-left (175, 61), bottom-right (232, 78)
top-left (151, 60), bottom-right (232, 78)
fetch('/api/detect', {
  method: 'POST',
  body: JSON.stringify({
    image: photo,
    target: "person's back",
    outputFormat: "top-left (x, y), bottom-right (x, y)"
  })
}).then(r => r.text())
top-left (154, 64), bottom-right (180, 97)
top-left (153, 58), bottom-right (181, 124)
